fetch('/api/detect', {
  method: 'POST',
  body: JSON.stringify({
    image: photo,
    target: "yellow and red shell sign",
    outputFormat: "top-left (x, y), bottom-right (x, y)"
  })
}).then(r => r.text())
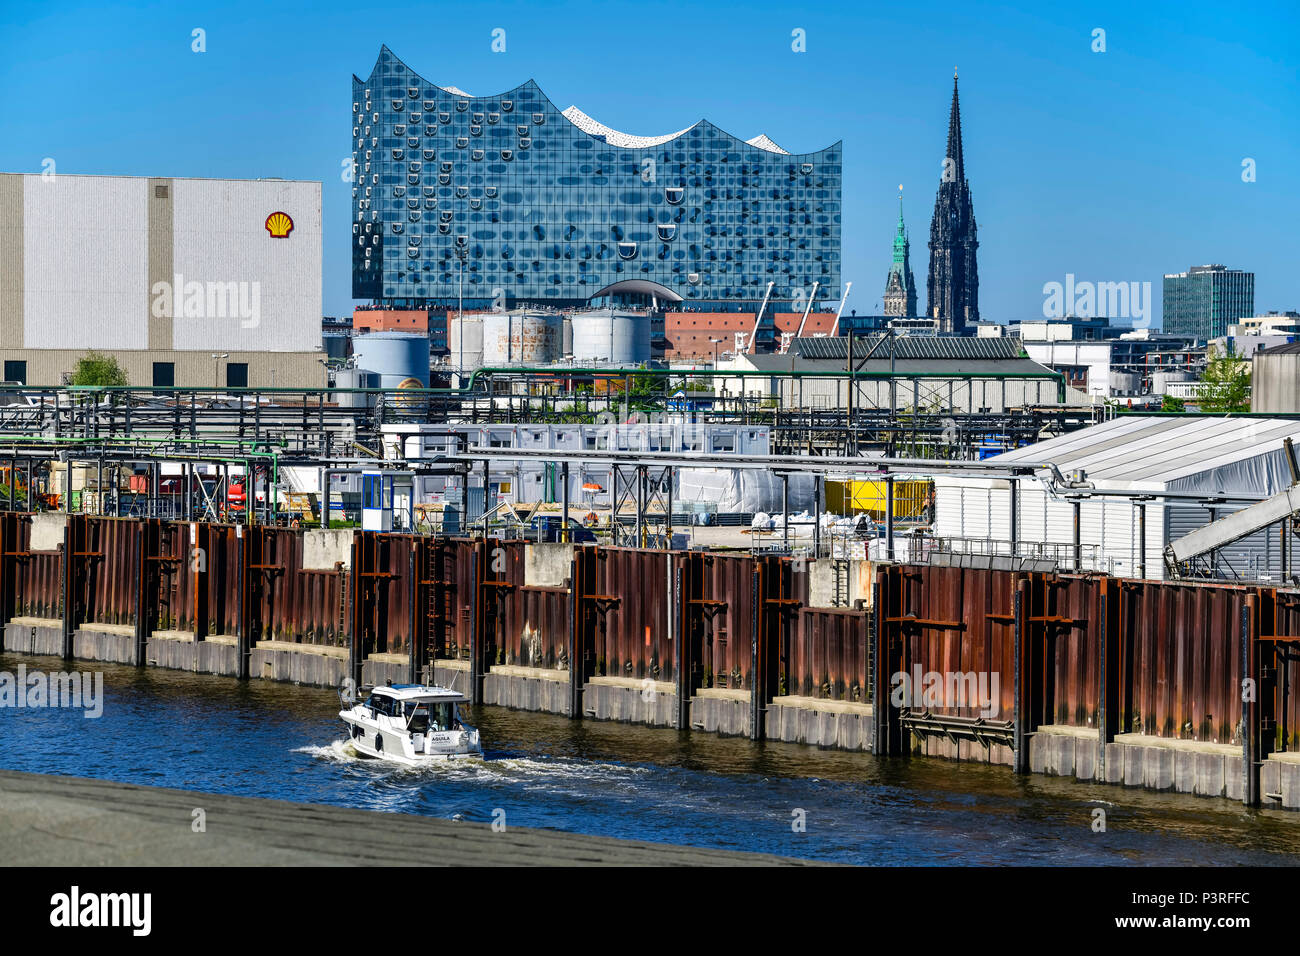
top-left (265, 211), bottom-right (294, 238)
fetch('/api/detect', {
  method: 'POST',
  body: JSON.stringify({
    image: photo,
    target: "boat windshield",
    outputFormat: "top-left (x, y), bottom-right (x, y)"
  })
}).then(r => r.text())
top-left (403, 700), bottom-right (459, 733)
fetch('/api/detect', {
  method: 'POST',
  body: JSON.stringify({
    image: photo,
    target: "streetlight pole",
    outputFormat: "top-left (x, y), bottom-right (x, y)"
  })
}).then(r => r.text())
top-left (211, 352), bottom-right (228, 388)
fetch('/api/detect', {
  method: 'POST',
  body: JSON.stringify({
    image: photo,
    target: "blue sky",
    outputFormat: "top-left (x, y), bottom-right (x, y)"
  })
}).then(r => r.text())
top-left (2, 0), bottom-right (1296, 325)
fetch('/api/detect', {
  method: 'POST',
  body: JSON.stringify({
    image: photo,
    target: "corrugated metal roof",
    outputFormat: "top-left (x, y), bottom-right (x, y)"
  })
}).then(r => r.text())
top-left (989, 416), bottom-right (1300, 486)
top-left (742, 353), bottom-right (1053, 376)
top-left (793, 335), bottom-right (1027, 362)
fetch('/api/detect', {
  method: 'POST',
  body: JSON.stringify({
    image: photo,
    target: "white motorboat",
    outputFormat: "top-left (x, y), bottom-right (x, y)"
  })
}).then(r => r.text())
top-left (339, 682), bottom-right (483, 765)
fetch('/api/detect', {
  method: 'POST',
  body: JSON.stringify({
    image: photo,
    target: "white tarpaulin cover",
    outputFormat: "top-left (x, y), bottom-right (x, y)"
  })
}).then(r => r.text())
top-left (677, 469), bottom-right (816, 513)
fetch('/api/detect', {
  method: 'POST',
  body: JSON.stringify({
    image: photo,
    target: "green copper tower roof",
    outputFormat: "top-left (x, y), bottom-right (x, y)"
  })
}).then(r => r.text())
top-left (883, 188), bottom-right (918, 317)
top-left (891, 191), bottom-right (909, 274)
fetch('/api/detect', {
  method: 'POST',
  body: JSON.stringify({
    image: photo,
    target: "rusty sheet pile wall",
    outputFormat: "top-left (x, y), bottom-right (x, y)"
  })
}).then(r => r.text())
top-left (790, 608), bottom-right (871, 703)
top-left (81, 517), bottom-right (144, 629)
top-left (352, 532), bottom-right (413, 659)
top-left (0, 518), bottom-right (872, 730)
top-left (502, 586), bottom-right (569, 670)
top-left (593, 548), bottom-right (673, 684)
top-left (7, 515), bottom-right (59, 621)
top-left (4, 510), bottom-right (1295, 805)
top-left (875, 564), bottom-right (1300, 789)
top-left (1119, 578), bottom-right (1244, 743)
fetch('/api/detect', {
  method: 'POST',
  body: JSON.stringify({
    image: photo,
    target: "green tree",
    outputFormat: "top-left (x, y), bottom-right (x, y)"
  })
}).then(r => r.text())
top-left (70, 351), bottom-right (129, 387)
top-left (1196, 344), bottom-right (1251, 413)
top-left (1160, 394), bottom-right (1186, 413)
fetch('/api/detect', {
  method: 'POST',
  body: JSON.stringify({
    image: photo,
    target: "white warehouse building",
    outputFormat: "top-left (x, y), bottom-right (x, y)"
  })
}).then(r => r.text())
top-left (932, 416), bottom-right (1300, 581)
top-left (0, 173), bottom-right (325, 387)
top-left (719, 336), bottom-right (1073, 413)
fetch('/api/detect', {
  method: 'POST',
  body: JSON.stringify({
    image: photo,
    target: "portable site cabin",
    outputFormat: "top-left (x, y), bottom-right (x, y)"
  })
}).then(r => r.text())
top-left (361, 469), bottom-right (415, 532)
top-left (931, 416), bottom-right (1300, 581)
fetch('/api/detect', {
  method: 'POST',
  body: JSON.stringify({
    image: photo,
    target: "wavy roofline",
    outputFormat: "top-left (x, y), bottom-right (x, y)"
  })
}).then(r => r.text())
top-left (355, 46), bottom-right (841, 157)
top-left (561, 105), bottom-right (698, 149)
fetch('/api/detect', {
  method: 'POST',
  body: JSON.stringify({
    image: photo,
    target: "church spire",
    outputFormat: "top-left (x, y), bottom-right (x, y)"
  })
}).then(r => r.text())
top-left (946, 71), bottom-right (964, 184)
top-left (927, 72), bottom-right (980, 333)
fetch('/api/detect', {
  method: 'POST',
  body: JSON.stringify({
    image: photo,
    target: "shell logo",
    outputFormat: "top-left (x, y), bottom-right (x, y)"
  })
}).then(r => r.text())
top-left (394, 376), bottom-right (425, 408)
top-left (265, 211), bottom-right (294, 238)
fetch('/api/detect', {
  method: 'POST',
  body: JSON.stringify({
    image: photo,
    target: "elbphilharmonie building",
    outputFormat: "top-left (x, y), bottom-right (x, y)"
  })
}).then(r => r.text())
top-left (352, 47), bottom-right (841, 312)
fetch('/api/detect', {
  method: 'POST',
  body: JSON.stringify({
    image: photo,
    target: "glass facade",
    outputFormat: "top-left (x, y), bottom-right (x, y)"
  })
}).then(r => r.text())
top-left (352, 47), bottom-right (841, 312)
top-left (1163, 265), bottom-right (1254, 340)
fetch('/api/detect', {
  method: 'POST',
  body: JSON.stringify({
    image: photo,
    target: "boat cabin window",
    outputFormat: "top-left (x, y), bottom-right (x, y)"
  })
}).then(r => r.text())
top-left (403, 700), bottom-right (460, 732)
top-left (365, 693), bottom-right (397, 717)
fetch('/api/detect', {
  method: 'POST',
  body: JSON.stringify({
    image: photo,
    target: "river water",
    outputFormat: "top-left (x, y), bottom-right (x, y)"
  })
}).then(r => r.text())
top-left (3, 653), bottom-right (1299, 866)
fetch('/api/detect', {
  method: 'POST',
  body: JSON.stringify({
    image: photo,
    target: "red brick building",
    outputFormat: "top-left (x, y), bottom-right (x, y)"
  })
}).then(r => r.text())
top-left (352, 308), bottom-right (429, 334)
top-left (664, 311), bottom-right (839, 361)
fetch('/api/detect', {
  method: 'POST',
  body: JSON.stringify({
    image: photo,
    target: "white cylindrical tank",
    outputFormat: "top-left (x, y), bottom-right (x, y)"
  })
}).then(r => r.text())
top-left (1108, 371), bottom-right (1142, 397)
top-left (333, 367), bottom-right (380, 409)
top-left (447, 314), bottom-right (484, 372)
top-left (571, 308), bottom-right (651, 365)
top-left (1152, 370), bottom-right (1192, 395)
top-left (482, 311), bottom-right (561, 365)
top-left (352, 332), bottom-right (430, 388)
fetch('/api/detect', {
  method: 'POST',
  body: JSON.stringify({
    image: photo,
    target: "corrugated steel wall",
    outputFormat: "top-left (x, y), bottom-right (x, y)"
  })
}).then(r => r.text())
top-left (259, 527), bottom-right (348, 647)
top-left (502, 586), bottom-right (569, 669)
top-left (1039, 574), bottom-right (1103, 730)
top-left (431, 538), bottom-right (476, 660)
top-left (698, 552), bottom-right (756, 690)
top-left (593, 548), bottom-right (672, 682)
top-left (353, 531), bottom-right (413, 656)
top-left (81, 517), bottom-right (143, 628)
top-left (875, 565), bottom-right (1292, 753)
top-left (1261, 590), bottom-right (1300, 751)
top-left (1118, 578), bottom-right (1244, 743)
top-left (881, 564), bottom-right (1017, 721)
top-left (788, 608), bottom-right (870, 702)
top-left (14, 518), bottom-right (61, 620)
top-left (3, 512), bottom-right (1294, 762)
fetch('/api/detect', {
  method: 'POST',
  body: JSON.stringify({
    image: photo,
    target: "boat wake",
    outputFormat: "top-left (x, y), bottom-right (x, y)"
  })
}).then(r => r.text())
top-left (293, 740), bottom-right (361, 763)
top-left (295, 740), bottom-right (652, 788)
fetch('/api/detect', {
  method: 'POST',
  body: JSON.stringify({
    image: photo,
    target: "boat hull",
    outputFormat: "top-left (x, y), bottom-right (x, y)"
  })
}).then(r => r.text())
top-left (339, 710), bottom-right (483, 766)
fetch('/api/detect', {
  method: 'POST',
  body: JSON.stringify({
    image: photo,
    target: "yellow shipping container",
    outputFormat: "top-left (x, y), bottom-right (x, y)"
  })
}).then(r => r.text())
top-left (825, 478), bottom-right (933, 519)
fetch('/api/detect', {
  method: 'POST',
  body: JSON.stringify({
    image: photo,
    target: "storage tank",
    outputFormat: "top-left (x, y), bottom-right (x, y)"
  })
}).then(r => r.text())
top-left (482, 310), bottom-right (561, 365)
top-left (1152, 370), bottom-right (1192, 395)
top-left (570, 308), bottom-right (651, 365)
top-left (352, 332), bottom-right (430, 388)
top-left (446, 314), bottom-right (484, 371)
top-left (333, 367), bottom-right (380, 409)
top-left (1108, 371), bottom-right (1142, 397)
top-left (323, 332), bottom-right (351, 362)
